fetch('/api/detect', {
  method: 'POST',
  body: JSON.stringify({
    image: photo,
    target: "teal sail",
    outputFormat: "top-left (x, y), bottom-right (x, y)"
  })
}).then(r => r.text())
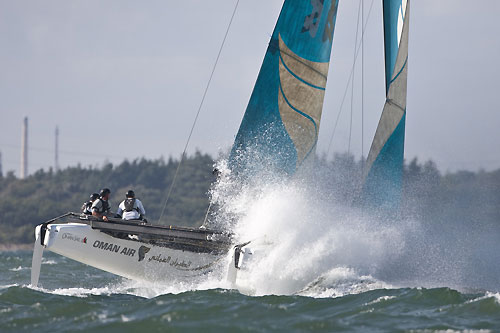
top-left (383, 0), bottom-right (408, 94)
top-left (360, 0), bottom-right (409, 209)
top-left (229, 0), bottom-right (339, 175)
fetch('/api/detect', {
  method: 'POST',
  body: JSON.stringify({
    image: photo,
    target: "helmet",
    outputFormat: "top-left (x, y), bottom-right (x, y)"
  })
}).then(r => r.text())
top-left (90, 193), bottom-right (100, 201)
top-left (125, 190), bottom-right (135, 198)
top-left (100, 188), bottom-right (111, 197)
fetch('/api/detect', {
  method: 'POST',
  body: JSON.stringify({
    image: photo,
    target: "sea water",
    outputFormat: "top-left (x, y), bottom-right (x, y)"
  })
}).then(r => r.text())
top-left (1, 170), bottom-right (500, 331)
top-left (1, 251), bottom-right (500, 332)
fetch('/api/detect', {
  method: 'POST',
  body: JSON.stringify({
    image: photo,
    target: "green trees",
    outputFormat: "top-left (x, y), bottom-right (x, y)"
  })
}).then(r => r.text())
top-left (0, 152), bottom-right (498, 245)
top-left (0, 152), bottom-right (216, 244)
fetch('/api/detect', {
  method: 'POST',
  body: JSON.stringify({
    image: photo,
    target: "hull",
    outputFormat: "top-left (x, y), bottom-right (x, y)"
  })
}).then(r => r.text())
top-left (32, 214), bottom-right (237, 285)
top-left (43, 224), bottom-right (227, 281)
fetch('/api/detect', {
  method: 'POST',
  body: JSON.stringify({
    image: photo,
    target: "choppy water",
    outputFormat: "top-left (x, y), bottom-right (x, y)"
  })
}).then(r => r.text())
top-left (1, 251), bottom-right (499, 332)
top-left (3, 174), bottom-right (500, 331)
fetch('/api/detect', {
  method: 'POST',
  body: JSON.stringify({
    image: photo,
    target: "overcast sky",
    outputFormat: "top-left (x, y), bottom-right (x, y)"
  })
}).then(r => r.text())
top-left (0, 0), bottom-right (499, 176)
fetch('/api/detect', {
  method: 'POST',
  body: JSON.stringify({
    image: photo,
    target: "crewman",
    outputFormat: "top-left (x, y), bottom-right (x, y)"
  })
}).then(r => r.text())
top-left (115, 190), bottom-right (146, 222)
top-left (81, 193), bottom-right (99, 215)
top-left (92, 188), bottom-right (112, 221)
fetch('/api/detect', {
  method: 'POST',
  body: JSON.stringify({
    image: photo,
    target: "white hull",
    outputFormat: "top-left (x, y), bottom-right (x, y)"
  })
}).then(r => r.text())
top-left (36, 223), bottom-right (230, 283)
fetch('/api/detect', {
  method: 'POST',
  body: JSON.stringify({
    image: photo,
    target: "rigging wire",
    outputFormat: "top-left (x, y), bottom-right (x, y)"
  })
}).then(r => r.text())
top-left (157, 0), bottom-right (241, 224)
top-left (361, 0), bottom-right (365, 165)
top-left (326, 0), bottom-right (375, 157)
top-left (348, 0), bottom-right (362, 154)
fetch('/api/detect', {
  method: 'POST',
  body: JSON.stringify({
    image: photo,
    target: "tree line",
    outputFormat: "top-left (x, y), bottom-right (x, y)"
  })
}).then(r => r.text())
top-left (0, 151), bottom-right (216, 244)
top-left (316, 152), bottom-right (500, 232)
top-left (0, 151), bottom-right (498, 244)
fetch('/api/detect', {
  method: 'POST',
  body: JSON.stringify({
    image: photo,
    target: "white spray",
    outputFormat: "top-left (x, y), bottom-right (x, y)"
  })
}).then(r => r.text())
top-left (204, 160), bottom-right (414, 297)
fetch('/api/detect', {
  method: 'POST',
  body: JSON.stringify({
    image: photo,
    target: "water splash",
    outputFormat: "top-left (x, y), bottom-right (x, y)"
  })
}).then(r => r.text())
top-left (205, 162), bottom-right (413, 297)
top-left (205, 158), bottom-right (500, 297)
top-left (19, 157), bottom-right (500, 299)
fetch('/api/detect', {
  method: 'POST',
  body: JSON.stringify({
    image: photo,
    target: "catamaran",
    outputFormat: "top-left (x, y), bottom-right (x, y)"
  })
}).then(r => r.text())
top-left (31, 0), bottom-right (409, 287)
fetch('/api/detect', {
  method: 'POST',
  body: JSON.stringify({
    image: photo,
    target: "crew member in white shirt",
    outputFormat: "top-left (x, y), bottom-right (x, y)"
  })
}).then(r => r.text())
top-left (116, 190), bottom-right (146, 222)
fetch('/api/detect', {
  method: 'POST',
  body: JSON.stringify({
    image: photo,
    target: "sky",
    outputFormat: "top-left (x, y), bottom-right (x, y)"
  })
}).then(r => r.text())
top-left (0, 0), bottom-right (499, 176)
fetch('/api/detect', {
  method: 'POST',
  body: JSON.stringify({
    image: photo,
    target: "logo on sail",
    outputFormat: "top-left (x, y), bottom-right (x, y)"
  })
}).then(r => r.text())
top-left (302, 0), bottom-right (338, 42)
top-left (302, 0), bottom-right (324, 38)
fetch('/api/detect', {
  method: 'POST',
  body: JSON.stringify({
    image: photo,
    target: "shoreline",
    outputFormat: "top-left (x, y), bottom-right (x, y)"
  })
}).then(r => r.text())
top-left (0, 244), bottom-right (32, 252)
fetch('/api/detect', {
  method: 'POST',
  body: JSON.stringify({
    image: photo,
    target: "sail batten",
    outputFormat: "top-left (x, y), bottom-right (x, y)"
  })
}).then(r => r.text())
top-left (229, 0), bottom-right (339, 175)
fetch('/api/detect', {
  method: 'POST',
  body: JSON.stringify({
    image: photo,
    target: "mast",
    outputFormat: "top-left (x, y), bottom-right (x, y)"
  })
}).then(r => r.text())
top-left (55, 126), bottom-right (59, 172)
top-left (20, 117), bottom-right (28, 179)
top-left (0, 151), bottom-right (3, 177)
top-left (360, 0), bottom-right (409, 210)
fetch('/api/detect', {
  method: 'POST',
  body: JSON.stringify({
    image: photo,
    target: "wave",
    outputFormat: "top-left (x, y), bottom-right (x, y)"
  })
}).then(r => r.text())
top-left (297, 267), bottom-right (392, 298)
top-left (0, 284), bottom-right (19, 290)
top-left (1, 284), bottom-right (498, 332)
top-left (9, 266), bottom-right (27, 272)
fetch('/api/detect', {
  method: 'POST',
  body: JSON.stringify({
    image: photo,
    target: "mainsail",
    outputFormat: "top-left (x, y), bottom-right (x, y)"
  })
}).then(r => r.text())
top-left (360, 0), bottom-right (409, 209)
top-left (229, 0), bottom-right (339, 175)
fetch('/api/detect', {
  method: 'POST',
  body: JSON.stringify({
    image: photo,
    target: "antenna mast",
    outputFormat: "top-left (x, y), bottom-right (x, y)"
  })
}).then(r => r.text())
top-left (20, 117), bottom-right (28, 179)
top-left (55, 126), bottom-right (59, 172)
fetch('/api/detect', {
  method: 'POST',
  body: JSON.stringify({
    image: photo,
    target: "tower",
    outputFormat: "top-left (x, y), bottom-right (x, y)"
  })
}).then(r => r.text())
top-left (20, 117), bottom-right (28, 179)
top-left (55, 126), bottom-right (59, 172)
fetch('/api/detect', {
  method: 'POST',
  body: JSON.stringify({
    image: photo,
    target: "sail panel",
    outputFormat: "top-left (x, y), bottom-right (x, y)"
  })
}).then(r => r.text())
top-left (361, 0), bottom-right (409, 210)
top-left (278, 34), bottom-right (328, 165)
top-left (362, 113), bottom-right (405, 208)
top-left (229, 0), bottom-right (339, 175)
top-left (383, 0), bottom-right (407, 93)
top-left (364, 100), bottom-right (406, 176)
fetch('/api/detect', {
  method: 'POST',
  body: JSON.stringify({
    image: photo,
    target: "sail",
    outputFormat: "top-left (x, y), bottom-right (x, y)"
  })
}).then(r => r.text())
top-left (360, 0), bottom-right (409, 209)
top-left (229, 0), bottom-right (339, 175)
top-left (383, 0), bottom-right (408, 93)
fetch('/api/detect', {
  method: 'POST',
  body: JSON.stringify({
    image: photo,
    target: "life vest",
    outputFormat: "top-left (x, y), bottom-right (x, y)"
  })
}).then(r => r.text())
top-left (81, 201), bottom-right (92, 214)
top-left (124, 198), bottom-right (139, 212)
top-left (95, 198), bottom-right (110, 214)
